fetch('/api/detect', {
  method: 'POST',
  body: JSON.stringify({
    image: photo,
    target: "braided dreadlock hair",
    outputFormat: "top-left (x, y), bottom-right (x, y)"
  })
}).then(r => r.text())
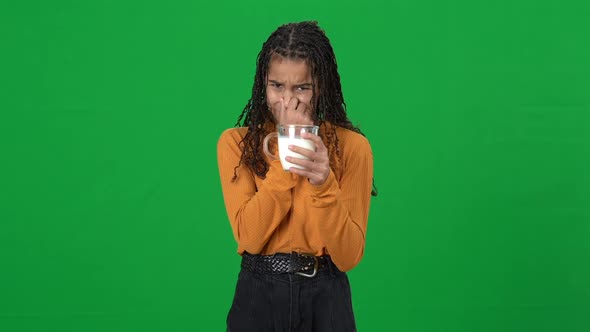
top-left (233, 21), bottom-right (377, 196)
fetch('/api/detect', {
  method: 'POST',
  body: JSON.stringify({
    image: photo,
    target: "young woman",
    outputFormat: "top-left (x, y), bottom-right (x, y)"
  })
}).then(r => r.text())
top-left (217, 21), bottom-right (375, 331)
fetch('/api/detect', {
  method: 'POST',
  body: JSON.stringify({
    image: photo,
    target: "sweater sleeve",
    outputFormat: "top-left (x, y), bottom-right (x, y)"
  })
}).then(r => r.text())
top-left (217, 129), bottom-right (298, 254)
top-left (304, 134), bottom-right (374, 272)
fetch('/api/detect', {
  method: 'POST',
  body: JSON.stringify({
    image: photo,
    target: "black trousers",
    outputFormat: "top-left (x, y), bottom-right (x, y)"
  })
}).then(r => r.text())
top-left (226, 258), bottom-right (357, 331)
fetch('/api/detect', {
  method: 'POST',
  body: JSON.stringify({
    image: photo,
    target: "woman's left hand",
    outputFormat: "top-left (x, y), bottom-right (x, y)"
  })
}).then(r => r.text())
top-left (286, 132), bottom-right (330, 186)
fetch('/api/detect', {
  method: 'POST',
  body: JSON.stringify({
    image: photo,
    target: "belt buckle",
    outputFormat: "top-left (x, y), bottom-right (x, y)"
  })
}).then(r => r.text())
top-left (293, 252), bottom-right (319, 278)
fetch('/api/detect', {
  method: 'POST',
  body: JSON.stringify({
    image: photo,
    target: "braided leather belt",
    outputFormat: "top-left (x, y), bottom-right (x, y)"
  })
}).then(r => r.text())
top-left (241, 252), bottom-right (333, 278)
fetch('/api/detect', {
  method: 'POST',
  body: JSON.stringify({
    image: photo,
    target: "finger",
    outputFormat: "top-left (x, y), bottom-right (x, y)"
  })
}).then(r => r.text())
top-left (289, 167), bottom-right (326, 186)
top-left (288, 166), bottom-right (315, 178)
top-left (301, 132), bottom-right (327, 151)
top-left (274, 99), bottom-right (293, 123)
top-left (271, 100), bottom-right (282, 116)
top-left (288, 145), bottom-right (317, 159)
top-left (286, 157), bottom-right (318, 170)
top-left (286, 97), bottom-right (299, 112)
top-left (295, 99), bottom-right (308, 113)
top-left (286, 156), bottom-right (330, 177)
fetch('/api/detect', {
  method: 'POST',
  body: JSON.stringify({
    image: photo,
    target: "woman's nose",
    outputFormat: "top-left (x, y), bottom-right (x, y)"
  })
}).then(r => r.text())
top-left (282, 97), bottom-right (298, 109)
top-left (282, 89), bottom-right (293, 101)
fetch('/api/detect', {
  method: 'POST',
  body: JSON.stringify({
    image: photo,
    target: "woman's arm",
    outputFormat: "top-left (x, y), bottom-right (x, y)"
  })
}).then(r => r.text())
top-left (304, 134), bottom-right (374, 272)
top-left (217, 129), bottom-right (298, 254)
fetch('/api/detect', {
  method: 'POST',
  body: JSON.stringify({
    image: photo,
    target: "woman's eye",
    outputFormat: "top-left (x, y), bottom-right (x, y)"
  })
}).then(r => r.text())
top-left (270, 83), bottom-right (282, 89)
top-left (296, 86), bottom-right (310, 91)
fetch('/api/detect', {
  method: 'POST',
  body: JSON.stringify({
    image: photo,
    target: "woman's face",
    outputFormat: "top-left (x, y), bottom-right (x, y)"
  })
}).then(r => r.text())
top-left (266, 56), bottom-right (314, 117)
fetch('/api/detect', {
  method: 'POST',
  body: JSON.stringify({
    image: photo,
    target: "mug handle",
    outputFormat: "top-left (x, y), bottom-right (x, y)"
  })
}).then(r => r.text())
top-left (262, 132), bottom-right (278, 160)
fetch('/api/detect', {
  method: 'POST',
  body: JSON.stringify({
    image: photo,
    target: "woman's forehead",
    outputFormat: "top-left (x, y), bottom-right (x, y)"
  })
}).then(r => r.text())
top-left (267, 56), bottom-right (312, 80)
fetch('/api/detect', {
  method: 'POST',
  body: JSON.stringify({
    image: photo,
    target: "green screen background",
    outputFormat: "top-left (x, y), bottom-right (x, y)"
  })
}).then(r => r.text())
top-left (1, 0), bottom-right (589, 331)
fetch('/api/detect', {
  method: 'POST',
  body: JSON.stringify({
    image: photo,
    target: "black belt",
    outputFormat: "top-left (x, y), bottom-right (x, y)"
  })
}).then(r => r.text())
top-left (241, 252), bottom-right (334, 278)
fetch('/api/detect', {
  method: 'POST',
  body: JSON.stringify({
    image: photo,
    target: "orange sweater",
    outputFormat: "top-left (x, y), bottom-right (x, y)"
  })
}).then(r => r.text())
top-left (217, 125), bottom-right (373, 272)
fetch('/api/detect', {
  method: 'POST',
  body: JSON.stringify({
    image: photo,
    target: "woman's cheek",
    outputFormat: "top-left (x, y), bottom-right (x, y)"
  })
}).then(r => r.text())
top-left (299, 93), bottom-right (313, 109)
top-left (266, 92), bottom-right (279, 108)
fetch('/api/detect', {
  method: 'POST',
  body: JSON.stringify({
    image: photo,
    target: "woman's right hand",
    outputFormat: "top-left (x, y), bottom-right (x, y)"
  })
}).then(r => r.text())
top-left (270, 97), bottom-right (313, 125)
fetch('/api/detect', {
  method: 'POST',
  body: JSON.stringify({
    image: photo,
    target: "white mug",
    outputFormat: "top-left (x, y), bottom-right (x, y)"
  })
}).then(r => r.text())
top-left (263, 124), bottom-right (319, 170)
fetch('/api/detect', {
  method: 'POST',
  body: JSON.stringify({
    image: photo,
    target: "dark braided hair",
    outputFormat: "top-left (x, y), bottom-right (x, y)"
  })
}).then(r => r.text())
top-left (233, 21), bottom-right (377, 196)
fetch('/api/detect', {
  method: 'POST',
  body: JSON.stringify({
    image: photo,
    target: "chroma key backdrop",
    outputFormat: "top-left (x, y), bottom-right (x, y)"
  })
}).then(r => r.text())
top-left (1, 0), bottom-right (589, 331)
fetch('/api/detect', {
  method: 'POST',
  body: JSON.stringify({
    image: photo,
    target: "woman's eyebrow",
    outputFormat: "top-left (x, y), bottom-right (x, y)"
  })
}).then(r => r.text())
top-left (268, 80), bottom-right (313, 86)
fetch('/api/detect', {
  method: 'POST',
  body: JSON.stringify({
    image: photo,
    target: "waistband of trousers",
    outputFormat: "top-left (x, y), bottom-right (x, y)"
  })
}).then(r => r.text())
top-left (241, 252), bottom-right (337, 277)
